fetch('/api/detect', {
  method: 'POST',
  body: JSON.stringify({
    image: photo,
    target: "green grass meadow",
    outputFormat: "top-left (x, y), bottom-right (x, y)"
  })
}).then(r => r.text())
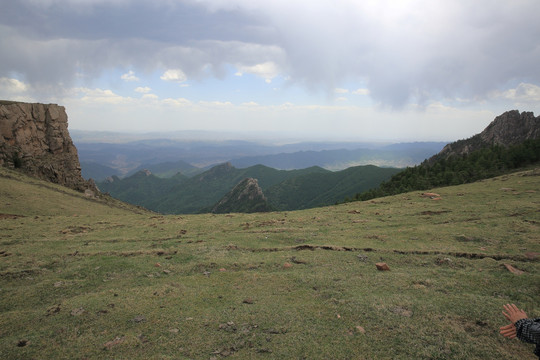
top-left (1, 167), bottom-right (539, 359)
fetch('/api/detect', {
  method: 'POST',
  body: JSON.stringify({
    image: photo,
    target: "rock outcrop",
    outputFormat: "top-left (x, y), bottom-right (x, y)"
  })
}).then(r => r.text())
top-left (211, 177), bottom-right (273, 214)
top-left (0, 101), bottom-right (95, 192)
top-left (430, 110), bottom-right (540, 162)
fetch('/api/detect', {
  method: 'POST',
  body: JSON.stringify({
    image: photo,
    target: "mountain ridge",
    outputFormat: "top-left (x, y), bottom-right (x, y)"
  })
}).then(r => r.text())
top-left (98, 162), bottom-right (399, 214)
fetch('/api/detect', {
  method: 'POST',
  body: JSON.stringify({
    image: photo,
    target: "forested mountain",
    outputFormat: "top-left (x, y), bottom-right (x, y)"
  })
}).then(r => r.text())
top-left (266, 165), bottom-right (400, 210)
top-left (351, 111), bottom-right (540, 202)
top-left (98, 162), bottom-right (399, 214)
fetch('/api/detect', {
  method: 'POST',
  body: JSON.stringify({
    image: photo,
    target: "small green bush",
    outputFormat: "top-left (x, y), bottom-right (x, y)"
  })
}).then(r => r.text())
top-left (12, 152), bottom-right (23, 168)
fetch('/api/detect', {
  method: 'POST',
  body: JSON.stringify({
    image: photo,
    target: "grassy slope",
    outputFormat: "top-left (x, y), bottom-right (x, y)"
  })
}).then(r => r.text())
top-left (0, 166), bottom-right (539, 359)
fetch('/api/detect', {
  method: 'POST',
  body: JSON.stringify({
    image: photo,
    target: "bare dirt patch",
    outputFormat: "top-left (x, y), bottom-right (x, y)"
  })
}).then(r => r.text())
top-left (0, 213), bottom-right (24, 219)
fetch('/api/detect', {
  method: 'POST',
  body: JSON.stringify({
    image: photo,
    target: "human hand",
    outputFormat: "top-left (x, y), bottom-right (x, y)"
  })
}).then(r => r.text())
top-left (502, 303), bottom-right (528, 324)
top-left (500, 323), bottom-right (517, 339)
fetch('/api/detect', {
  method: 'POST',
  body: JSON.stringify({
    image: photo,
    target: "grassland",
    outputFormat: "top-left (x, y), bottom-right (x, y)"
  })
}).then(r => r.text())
top-left (0, 166), bottom-right (539, 359)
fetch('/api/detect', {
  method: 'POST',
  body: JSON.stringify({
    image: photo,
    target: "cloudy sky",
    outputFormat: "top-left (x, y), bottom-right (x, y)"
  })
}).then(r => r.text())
top-left (1, 0), bottom-right (539, 141)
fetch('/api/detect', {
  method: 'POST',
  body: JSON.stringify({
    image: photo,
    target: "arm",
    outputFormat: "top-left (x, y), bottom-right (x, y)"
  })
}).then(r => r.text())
top-left (515, 318), bottom-right (540, 345)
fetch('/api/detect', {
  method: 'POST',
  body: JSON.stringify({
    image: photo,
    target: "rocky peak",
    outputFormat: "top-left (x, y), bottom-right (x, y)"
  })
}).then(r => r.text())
top-left (0, 101), bottom-right (96, 192)
top-left (479, 110), bottom-right (539, 146)
top-left (211, 177), bottom-right (273, 214)
top-left (430, 110), bottom-right (539, 162)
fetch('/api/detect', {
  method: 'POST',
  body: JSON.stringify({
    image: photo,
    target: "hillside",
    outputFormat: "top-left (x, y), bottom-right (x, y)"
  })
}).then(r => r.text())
top-left (98, 163), bottom-right (399, 214)
top-left (1, 165), bottom-right (538, 359)
top-left (0, 166), bottom-right (148, 216)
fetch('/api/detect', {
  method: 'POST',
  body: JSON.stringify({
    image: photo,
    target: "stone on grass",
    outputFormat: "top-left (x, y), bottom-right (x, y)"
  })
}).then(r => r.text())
top-left (375, 262), bottom-right (390, 271)
top-left (503, 263), bottom-right (525, 275)
top-left (357, 254), bottom-right (368, 262)
top-left (132, 315), bottom-right (146, 323)
top-left (355, 325), bottom-right (366, 333)
top-left (70, 307), bottom-right (86, 316)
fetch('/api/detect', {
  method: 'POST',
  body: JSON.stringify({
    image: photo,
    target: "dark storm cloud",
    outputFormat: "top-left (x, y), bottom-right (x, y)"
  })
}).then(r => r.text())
top-left (0, 0), bottom-right (279, 87)
top-left (1, 0), bottom-right (540, 107)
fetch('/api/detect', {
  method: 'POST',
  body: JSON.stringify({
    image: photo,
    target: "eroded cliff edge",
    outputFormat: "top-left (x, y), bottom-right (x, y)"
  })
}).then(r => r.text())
top-left (0, 101), bottom-right (95, 192)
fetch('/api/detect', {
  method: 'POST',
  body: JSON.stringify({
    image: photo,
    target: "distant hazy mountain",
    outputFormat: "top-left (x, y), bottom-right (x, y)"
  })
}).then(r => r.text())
top-left (77, 135), bottom-right (444, 180)
top-left (230, 142), bottom-right (445, 170)
top-left (81, 161), bottom-right (121, 181)
top-left (126, 160), bottom-right (202, 178)
top-left (98, 162), bottom-right (399, 214)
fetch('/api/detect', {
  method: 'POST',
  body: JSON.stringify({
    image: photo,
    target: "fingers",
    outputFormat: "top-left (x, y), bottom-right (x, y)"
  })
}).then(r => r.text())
top-left (504, 304), bottom-right (516, 314)
top-left (502, 304), bottom-right (528, 323)
top-left (500, 324), bottom-right (517, 339)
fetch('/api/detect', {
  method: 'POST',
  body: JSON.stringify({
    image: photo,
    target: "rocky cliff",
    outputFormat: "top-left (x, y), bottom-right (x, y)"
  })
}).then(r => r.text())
top-left (430, 110), bottom-right (540, 162)
top-left (0, 101), bottom-right (95, 192)
top-left (211, 177), bottom-right (273, 214)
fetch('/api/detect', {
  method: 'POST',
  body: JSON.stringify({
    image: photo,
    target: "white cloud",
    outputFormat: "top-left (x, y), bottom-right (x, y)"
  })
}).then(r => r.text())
top-left (334, 88), bottom-right (348, 94)
top-left (199, 100), bottom-right (233, 107)
top-left (352, 88), bottom-right (370, 96)
top-left (74, 87), bottom-right (133, 105)
top-left (142, 93), bottom-right (158, 100)
top-left (162, 98), bottom-right (193, 107)
top-left (498, 83), bottom-right (540, 104)
top-left (160, 69), bottom-right (187, 83)
top-left (135, 86), bottom-right (151, 93)
top-left (236, 62), bottom-right (280, 83)
top-left (121, 70), bottom-right (139, 82)
top-left (0, 77), bottom-right (28, 93)
top-left (0, 77), bottom-right (34, 102)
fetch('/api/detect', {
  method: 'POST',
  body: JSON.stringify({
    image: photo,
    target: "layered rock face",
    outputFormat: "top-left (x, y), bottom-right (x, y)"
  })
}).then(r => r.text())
top-left (0, 101), bottom-right (94, 192)
top-left (479, 110), bottom-right (540, 146)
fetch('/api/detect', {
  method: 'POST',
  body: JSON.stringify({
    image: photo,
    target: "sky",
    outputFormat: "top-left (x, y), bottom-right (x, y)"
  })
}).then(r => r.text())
top-left (1, 0), bottom-right (540, 142)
